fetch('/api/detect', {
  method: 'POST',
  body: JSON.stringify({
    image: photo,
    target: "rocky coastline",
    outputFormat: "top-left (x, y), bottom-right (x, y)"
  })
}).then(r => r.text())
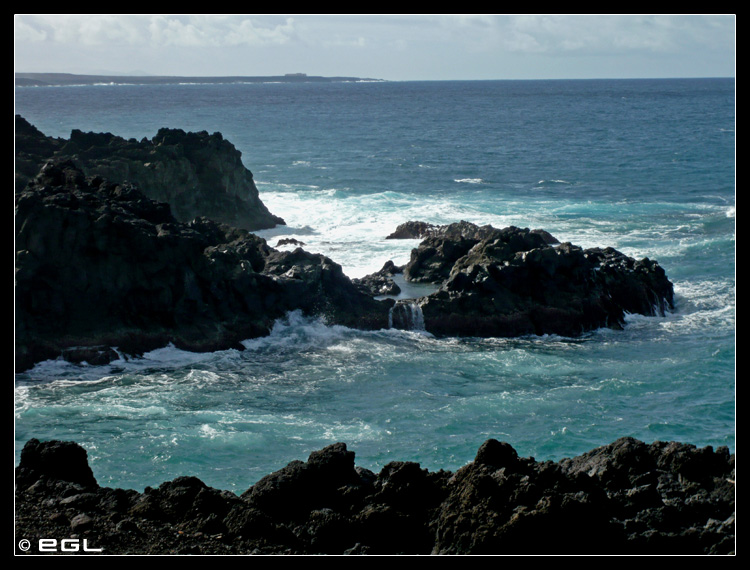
top-left (15, 118), bottom-right (676, 372)
top-left (14, 121), bottom-right (732, 555)
top-left (14, 437), bottom-right (734, 555)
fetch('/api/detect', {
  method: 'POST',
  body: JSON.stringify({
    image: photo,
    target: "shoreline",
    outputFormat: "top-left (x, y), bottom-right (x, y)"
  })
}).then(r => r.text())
top-left (15, 436), bottom-right (735, 555)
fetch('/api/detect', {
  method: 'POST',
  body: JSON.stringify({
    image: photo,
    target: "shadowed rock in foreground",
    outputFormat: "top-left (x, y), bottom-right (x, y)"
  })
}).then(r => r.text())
top-left (14, 437), bottom-right (735, 555)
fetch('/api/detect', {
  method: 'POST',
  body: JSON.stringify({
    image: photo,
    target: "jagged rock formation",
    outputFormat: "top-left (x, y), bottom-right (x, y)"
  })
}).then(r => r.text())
top-left (386, 220), bottom-right (559, 247)
top-left (364, 221), bottom-right (674, 337)
top-left (15, 115), bottom-right (284, 231)
top-left (385, 220), bottom-right (440, 240)
top-left (14, 162), bottom-right (390, 372)
top-left (14, 437), bottom-right (735, 555)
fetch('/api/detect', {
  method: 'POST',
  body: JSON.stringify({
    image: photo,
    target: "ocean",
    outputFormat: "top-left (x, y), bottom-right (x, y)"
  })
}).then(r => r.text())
top-left (14, 77), bottom-right (735, 494)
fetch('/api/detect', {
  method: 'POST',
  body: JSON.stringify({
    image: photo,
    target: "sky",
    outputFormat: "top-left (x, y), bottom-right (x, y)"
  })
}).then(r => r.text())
top-left (14, 14), bottom-right (736, 81)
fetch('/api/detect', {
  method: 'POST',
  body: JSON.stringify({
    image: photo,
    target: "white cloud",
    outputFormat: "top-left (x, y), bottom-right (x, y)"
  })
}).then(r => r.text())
top-left (498, 15), bottom-right (734, 56)
top-left (16, 14), bottom-right (148, 46)
top-left (145, 15), bottom-right (297, 47)
top-left (13, 17), bottom-right (48, 42)
top-left (15, 15), bottom-right (298, 48)
top-left (147, 16), bottom-right (209, 47)
top-left (221, 17), bottom-right (296, 46)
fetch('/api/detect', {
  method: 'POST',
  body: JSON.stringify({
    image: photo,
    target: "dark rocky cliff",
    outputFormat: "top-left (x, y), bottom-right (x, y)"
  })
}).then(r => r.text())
top-left (15, 115), bottom-right (284, 231)
top-left (14, 161), bottom-right (390, 372)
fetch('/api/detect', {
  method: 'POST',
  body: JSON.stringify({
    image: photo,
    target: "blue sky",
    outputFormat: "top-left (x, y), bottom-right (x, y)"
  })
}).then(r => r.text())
top-left (14, 14), bottom-right (736, 81)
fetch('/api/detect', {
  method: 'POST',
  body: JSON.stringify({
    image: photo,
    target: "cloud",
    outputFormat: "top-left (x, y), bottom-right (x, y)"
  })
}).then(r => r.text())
top-left (17, 15), bottom-right (147, 46)
top-left (221, 17), bottom-right (296, 46)
top-left (15, 14), bottom-right (734, 54)
top-left (15, 15), bottom-right (298, 48)
top-left (147, 15), bottom-right (297, 47)
top-left (498, 15), bottom-right (734, 55)
top-left (13, 17), bottom-right (48, 42)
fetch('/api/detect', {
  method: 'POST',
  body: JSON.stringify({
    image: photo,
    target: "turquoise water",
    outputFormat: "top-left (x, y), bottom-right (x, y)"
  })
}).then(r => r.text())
top-left (14, 78), bottom-right (735, 493)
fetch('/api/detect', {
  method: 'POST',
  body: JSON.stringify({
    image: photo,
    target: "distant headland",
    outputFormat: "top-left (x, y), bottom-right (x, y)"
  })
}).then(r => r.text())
top-left (15, 72), bottom-right (385, 87)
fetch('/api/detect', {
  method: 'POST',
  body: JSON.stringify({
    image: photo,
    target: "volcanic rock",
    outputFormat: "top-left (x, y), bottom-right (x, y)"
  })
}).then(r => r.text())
top-left (375, 221), bottom-right (674, 338)
top-left (15, 115), bottom-right (284, 231)
top-left (14, 437), bottom-right (735, 555)
top-left (14, 161), bottom-right (390, 371)
top-left (352, 260), bottom-right (402, 297)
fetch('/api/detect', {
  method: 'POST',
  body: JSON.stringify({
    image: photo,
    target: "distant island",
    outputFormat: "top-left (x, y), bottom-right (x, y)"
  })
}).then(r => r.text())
top-left (15, 72), bottom-right (385, 87)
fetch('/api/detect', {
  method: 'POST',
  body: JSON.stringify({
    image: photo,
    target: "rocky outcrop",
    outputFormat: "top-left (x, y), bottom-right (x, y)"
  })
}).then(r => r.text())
top-left (386, 220), bottom-right (558, 248)
top-left (14, 162), bottom-right (391, 372)
top-left (352, 260), bottom-right (402, 297)
top-left (364, 221), bottom-right (674, 338)
top-left (14, 437), bottom-right (735, 555)
top-left (385, 220), bottom-right (439, 240)
top-left (275, 237), bottom-right (306, 247)
top-left (421, 237), bottom-right (673, 338)
top-left (402, 222), bottom-right (551, 284)
top-left (15, 115), bottom-right (284, 231)
top-left (261, 247), bottom-right (390, 332)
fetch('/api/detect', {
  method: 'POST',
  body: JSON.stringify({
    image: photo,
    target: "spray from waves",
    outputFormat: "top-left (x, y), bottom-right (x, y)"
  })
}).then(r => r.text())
top-left (253, 181), bottom-right (629, 278)
top-left (241, 310), bottom-right (363, 352)
top-left (254, 185), bottom-right (492, 277)
top-left (15, 309), bottom-right (434, 388)
top-left (254, 188), bottom-right (732, 283)
top-left (668, 279), bottom-right (735, 333)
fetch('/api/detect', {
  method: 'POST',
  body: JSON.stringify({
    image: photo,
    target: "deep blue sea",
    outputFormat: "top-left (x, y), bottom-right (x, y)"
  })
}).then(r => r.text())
top-left (14, 78), bottom-right (735, 494)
